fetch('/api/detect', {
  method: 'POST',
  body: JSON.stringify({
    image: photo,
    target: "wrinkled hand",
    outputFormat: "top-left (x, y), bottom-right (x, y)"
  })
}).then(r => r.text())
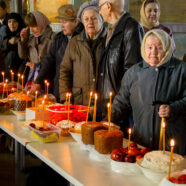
top-left (9, 37), bottom-right (19, 45)
top-left (26, 62), bottom-right (35, 70)
top-left (29, 84), bottom-right (41, 95)
top-left (20, 27), bottom-right (28, 42)
top-left (158, 105), bottom-right (171, 118)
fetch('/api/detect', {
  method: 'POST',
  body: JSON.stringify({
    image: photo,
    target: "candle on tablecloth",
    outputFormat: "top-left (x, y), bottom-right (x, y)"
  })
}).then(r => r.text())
top-left (86, 91), bottom-right (93, 123)
top-left (17, 73), bottom-right (20, 93)
top-left (128, 128), bottom-right (132, 149)
top-left (168, 139), bottom-right (175, 179)
top-left (93, 93), bottom-right (97, 122)
top-left (107, 103), bottom-right (111, 131)
top-left (35, 91), bottom-right (38, 107)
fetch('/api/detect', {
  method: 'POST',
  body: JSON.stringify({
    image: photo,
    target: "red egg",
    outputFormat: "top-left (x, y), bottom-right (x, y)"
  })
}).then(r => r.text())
top-left (128, 147), bottom-right (140, 156)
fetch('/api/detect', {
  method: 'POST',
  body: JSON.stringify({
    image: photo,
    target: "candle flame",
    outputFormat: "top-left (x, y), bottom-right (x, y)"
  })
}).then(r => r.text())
top-left (90, 91), bottom-right (93, 96)
top-left (69, 93), bottom-right (71, 97)
top-left (44, 95), bottom-right (47, 99)
top-left (21, 75), bottom-right (24, 79)
top-left (47, 82), bottom-right (49, 86)
top-left (170, 139), bottom-right (175, 147)
top-left (12, 72), bottom-right (14, 75)
top-left (66, 92), bottom-right (69, 97)
top-left (128, 128), bottom-right (132, 134)
top-left (35, 91), bottom-right (38, 95)
top-left (27, 91), bottom-right (30, 95)
top-left (107, 103), bottom-right (110, 108)
top-left (1, 72), bottom-right (4, 75)
top-left (5, 79), bottom-right (8, 83)
top-left (163, 122), bottom-right (166, 128)
top-left (110, 92), bottom-right (112, 97)
top-left (3, 83), bottom-right (6, 87)
top-left (42, 100), bottom-right (45, 105)
top-left (10, 69), bottom-right (12, 73)
top-left (95, 93), bottom-right (97, 100)
top-left (44, 80), bottom-right (47, 84)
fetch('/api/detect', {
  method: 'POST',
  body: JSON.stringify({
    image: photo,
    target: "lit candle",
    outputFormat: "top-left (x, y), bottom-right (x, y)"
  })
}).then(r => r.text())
top-left (67, 93), bottom-right (71, 121)
top-left (159, 117), bottom-right (165, 150)
top-left (65, 92), bottom-right (69, 109)
top-left (26, 91), bottom-right (29, 108)
top-left (163, 121), bottom-right (166, 153)
top-left (21, 75), bottom-right (24, 93)
top-left (42, 100), bottom-right (45, 127)
top-left (107, 103), bottom-right (111, 131)
top-left (128, 128), bottom-right (132, 149)
top-left (86, 91), bottom-right (93, 123)
top-left (109, 92), bottom-right (112, 111)
top-left (93, 94), bottom-right (97, 122)
top-left (11, 71), bottom-right (14, 85)
top-left (17, 73), bottom-right (20, 93)
top-left (1, 72), bottom-right (4, 84)
top-left (47, 82), bottom-right (49, 98)
top-left (5, 79), bottom-right (8, 97)
top-left (44, 80), bottom-right (47, 94)
top-left (168, 139), bottom-right (175, 179)
top-left (35, 91), bottom-right (38, 107)
top-left (2, 83), bottom-right (5, 99)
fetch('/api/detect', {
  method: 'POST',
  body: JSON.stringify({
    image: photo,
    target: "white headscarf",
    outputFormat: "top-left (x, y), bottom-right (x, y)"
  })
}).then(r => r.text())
top-left (32, 11), bottom-right (50, 37)
top-left (140, 0), bottom-right (160, 29)
top-left (141, 29), bottom-right (173, 67)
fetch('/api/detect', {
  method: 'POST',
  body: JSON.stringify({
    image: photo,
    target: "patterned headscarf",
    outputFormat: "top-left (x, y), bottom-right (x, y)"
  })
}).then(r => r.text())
top-left (140, 0), bottom-right (160, 29)
top-left (141, 29), bottom-right (173, 67)
top-left (32, 11), bottom-right (50, 37)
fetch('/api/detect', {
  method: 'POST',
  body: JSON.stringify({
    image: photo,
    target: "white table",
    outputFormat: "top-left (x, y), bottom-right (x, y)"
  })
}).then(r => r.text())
top-left (26, 139), bottom-right (157, 186)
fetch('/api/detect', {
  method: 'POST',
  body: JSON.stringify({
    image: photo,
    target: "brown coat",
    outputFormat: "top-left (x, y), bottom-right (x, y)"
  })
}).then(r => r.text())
top-left (59, 29), bottom-right (106, 105)
top-left (18, 26), bottom-right (55, 63)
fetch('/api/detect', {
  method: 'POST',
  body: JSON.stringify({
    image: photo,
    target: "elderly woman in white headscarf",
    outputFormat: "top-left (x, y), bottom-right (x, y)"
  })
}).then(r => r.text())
top-left (18, 11), bottom-right (55, 90)
top-left (110, 29), bottom-right (186, 155)
top-left (59, 0), bottom-right (106, 105)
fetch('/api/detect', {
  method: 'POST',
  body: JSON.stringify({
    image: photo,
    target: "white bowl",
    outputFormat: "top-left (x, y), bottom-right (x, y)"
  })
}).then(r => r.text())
top-left (69, 131), bottom-right (82, 144)
top-left (111, 160), bottom-right (141, 175)
top-left (137, 158), bottom-right (167, 183)
top-left (11, 110), bottom-right (25, 120)
top-left (159, 170), bottom-right (186, 186)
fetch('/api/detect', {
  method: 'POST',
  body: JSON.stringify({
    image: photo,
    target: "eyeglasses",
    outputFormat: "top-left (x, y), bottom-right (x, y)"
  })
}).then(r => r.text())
top-left (98, 1), bottom-right (108, 11)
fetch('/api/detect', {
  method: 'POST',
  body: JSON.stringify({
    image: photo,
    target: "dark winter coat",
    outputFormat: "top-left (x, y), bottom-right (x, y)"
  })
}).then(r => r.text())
top-left (97, 12), bottom-right (144, 120)
top-left (111, 57), bottom-right (186, 155)
top-left (35, 23), bottom-right (83, 102)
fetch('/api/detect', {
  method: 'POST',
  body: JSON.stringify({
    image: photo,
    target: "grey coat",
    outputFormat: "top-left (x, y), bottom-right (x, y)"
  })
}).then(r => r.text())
top-left (111, 57), bottom-right (186, 155)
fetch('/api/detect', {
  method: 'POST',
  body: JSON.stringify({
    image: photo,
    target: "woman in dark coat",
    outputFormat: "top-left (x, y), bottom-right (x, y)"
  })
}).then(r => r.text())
top-left (110, 29), bottom-right (186, 155)
top-left (0, 13), bottom-right (25, 80)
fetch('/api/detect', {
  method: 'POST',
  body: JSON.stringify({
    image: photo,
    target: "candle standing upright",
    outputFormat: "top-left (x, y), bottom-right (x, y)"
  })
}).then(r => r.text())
top-left (21, 75), bottom-right (24, 93)
top-left (1, 72), bottom-right (4, 84)
top-left (17, 73), bottom-right (20, 93)
top-left (93, 94), bottom-right (97, 122)
top-left (128, 128), bottom-right (132, 149)
top-left (107, 103), bottom-right (111, 131)
top-left (168, 139), bottom-right (175, 179)
top-left (35, 91), bottom-right (38, 107)
top-left (163, 122), bottom-right (166, 152)
top-left (86, 91), bottom-right (93, 123)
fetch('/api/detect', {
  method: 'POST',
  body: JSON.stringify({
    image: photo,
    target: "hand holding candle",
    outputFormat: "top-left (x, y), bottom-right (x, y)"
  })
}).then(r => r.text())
top-left (93, 93), bottom-right (97, 122)
top-left (168, 139), bottom-right (175, 179)
top-left (128, 128), bottom-right (132, 149)
top-left (86, 91), bottom-right (93, 123)
top-left (163, 121), bottom-right (166, 152)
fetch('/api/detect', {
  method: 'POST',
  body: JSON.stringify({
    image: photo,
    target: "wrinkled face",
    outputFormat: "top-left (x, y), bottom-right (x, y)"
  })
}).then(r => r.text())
top-left (0, 7), bottom-right (6, 19)
top-left (82, 9), bottom-right (100, 37)
top-left (30, 26), bottom-right (40, 36)
top-left (99, 0), bottom-right (110, 23)
top-left (8, 19), bottom-right (19, 32)
top-left (60, 19), bottom-right (77, 36)
top-left (144, 3), bottom-right (159, 24)
top-left (144, 35), bottom-right (164, 66)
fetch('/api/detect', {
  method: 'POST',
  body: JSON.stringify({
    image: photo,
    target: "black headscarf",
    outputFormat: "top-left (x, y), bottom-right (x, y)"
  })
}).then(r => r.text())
top-left (7, 13), bottom-right (25, 36)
